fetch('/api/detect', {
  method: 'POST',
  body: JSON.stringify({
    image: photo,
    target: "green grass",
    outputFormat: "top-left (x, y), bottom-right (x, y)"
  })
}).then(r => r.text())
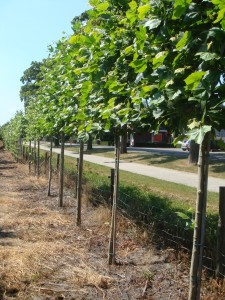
top-left (63, 145), bottom-right (225, 179)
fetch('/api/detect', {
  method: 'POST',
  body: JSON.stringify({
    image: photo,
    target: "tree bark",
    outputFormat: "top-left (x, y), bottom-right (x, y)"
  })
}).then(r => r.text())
top-left (120, 134), bottom-right (127, 154)
top-left (188, 140), bottom-right (199, 165)
top-left (188, 131), bottom-right (211, 300)
top-left (87, 135), bottom-right (92, 150)
top-left (54, 134), bottom-right (60, 147)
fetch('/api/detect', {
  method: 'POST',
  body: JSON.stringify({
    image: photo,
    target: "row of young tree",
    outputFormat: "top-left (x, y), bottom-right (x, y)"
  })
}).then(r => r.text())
top-left (1, 0), bottom-right (225, 299)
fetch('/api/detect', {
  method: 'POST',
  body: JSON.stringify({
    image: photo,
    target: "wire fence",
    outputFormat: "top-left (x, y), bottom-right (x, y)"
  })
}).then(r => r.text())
top-left (9, 142), bottom-right (225, 278)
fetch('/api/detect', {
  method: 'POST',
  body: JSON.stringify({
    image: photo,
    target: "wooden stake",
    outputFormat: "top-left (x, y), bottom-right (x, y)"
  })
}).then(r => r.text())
top-left (188, 131), bottom-right (210, 300)
top-left (37, 139), bottom-right (40, 178)
top-left (48, 137), bottom-right (53, 197)
top-left (76, 140), bottom-right (84, 226)
top-left (216, 186), bottom-right (225, 277)
top-left (58, 132), bottom-right (65, 207)
top-left (108, 135), bottom-right (120, 265)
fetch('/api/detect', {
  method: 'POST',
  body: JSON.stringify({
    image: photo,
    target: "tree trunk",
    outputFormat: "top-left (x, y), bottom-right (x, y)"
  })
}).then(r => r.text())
top-left (48, 137), bottom-right (53, 197)
top-left (76, 140), bottom-right (84, 226)
top-left (87, 135), bottom-right (92, 150)
top-left (188, 131), bottom-right (211, 300)
top-left (108, 135), bottom-right (120, 265)
top-left (58, 132), bottom-right (65, 207)
top-left (120, 134), bottom-right (127, 154)
top-left (188, 140), bottom-right (199, 165)
top-left (54, 134), bottom-right (60, 147)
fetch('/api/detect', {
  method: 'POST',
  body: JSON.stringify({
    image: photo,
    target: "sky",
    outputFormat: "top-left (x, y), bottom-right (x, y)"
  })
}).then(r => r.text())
top-left (0, 0), bottom-right (90, 126)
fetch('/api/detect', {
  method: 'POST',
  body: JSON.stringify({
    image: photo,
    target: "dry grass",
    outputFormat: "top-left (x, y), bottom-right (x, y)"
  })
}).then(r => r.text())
top-left (1, 149), bottom-right (225, 299)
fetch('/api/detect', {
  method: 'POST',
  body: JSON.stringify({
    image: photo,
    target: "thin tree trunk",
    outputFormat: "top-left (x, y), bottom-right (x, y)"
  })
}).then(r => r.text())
top-left (48, 137), bottom-right (53, 197)
top-left (188, 131), bottom-right (211, 300)
top-left (108, 135), bottom-right (120, 265)
top-left (87, 135), bottom-right (92, 150)
top-left (76, 140), bottom-right (84, 226)
top-left (188, 140), bottom-right (199, 165)
top-left (58, 132), bottom-right (65, 207)
top-left (120, 125), bottom-right (127, 154)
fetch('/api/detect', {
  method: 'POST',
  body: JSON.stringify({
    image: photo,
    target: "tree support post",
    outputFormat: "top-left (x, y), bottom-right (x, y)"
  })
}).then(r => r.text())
top-left (76, 140), bottom-right (84, 226)
top-left (29, 140), bottom-right (32, 174)
top-left (110, 169), bottom-right (115, 207)
top-left (108, 135), bottom-right (120, 265)
top-left (48, 137), bottom-right (53, 197)
top-left (188, 131), bottom-right (211, 300)
top-left (216, 186), bottom-right (225, 277)
top-left (58, 132), bottom-right (65, 207)
top-left (37, 139), bottom-right (40, 178)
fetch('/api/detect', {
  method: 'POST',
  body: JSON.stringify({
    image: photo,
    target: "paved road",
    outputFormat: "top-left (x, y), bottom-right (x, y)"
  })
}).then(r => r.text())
top-left (39, 144), bottom-right (225, 193)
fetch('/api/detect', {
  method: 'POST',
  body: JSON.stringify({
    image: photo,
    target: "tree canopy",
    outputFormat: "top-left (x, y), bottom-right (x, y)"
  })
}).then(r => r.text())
top-left (3, 0), bottom-right (225, 144)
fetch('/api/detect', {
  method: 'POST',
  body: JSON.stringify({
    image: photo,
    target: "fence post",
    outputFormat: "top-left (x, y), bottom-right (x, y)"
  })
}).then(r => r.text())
top-left (216, 186), bottom-right (225, 277)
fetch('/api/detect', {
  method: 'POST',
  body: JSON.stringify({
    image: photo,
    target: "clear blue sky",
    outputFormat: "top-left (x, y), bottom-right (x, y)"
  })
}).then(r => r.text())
top-left (0, 0), bottom-right (90, 126)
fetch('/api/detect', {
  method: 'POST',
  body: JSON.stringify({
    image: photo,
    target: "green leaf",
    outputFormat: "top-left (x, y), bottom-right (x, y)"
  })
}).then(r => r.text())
top-left (89, 0), bottom-right (100, 6)
top-left (144, 18), bottom-right (161, 30)
top-left (213, 7), bottom-right (225, 23)
top-left (196, 52), bottom-right (219, 61)
top-left (97, 2), bottom-right (109, 11)
top-left (175, 212), bottom-right (190, 220)
top-left (188, 126), bottom-right (212, 144)
top-left (221, 19), bottom-right (225, 30)
top-left (176, 31), bottom-right (191, 50)
top-left (129, 59), bottom-right (147, 73)
top-left (138, 4), bottom-right (151, 20)
top-left (129, 0), bottom-right (137, 10)
top-left (124, 45), bottom-right (133, 55)
top-left (188, 119), bottom-right (201, 130)
top-left (172, 0), bottom-right (191, 20)
top-left (184, 71), bottom-right (206, 90)
top-left (211, 0), bottom-right (225, 8)
top-left (152, 51), bottom-right (168, 69)
top-left (126, 10), bottom-right (137, 24)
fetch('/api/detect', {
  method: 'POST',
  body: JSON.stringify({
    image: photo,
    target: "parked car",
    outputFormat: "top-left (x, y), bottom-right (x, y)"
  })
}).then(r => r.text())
top-left (181, 140), bottom-right (190, 151)
top-left (181, 139), bottom-right (221, 152)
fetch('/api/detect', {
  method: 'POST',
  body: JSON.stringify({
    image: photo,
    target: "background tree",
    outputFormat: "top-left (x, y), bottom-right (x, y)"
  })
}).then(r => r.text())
top-left (20, 60), bottom-right (45, 109)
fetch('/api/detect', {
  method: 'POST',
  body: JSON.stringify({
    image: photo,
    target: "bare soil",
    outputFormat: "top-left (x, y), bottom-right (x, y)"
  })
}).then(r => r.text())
top-left (0, 145), bottom-right (224, 299)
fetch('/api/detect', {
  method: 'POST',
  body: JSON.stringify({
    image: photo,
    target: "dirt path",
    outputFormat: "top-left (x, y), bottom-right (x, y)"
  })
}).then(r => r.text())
top-left (0, 147), bottom-right (222, 299)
